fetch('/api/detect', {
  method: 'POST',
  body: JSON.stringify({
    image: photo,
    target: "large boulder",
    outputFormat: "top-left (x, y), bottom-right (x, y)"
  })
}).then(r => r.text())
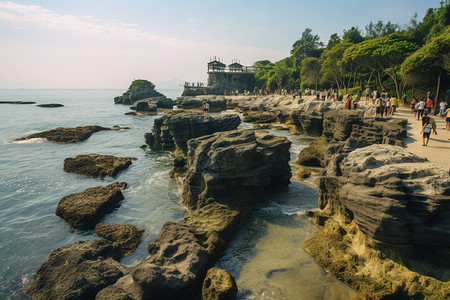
top-left (14, 125), bottom-right (130, 144)
top-left (144, 111), bottom-right (241, 153)
top-left (114, 79), bottom-right (173, 108)
top-left (320, 144), bottom-right (450, 246)
top-left (183, 129), bottom-right (291, 208)
top-left (202, 268), bottom-right (238, 300)
top-left (63, 154), bottom-right (134, 178)
top-left (96, 222), bottom-right (209, 300)
top-left (95, 223), bottom-right (144, 257)
top-left (56, 182), bottom-right (127, 230)
top-left (24, 239), bottom-right (125, 300)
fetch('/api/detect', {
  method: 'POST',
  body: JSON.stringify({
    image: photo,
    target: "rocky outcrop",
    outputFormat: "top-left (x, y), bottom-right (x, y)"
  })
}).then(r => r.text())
top-left (63, 154), bottom-right (134, 177)
top-left (183, 129), bottom-right (291, 208)
top-left (144, 111), bottom-right (241, 153)
top-left (320, 144), bottom-right (450, 246)
top-left (114, 79), bottom-right (173, 108)
top-left (296, 136), bottom-right (328, 167)
top-left (96, 129), bottom-right (291, 299)
top-left (24, 239), bottom-right (125, 300)
top-left (56, 182), bottom-right (127, 230)
top-left (202, 268), bottom-right (238, 300)
top-left (129, 100), bottom-right (157, 112)
top-left (95, 223), bottom-right (144, 257)
top-left (14, 125), bottom-right (130, 144)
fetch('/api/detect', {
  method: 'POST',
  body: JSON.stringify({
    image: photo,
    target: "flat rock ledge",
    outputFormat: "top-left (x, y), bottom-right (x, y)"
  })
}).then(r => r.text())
top-left (144, 111), bottom-right (241, 154)
top-left (24, 239), bottom-right (125, 300)
top-left (95, 129), bottom-right (291, 300)
top-left (56, 182), bottom-right (127, 230)
top-left (95, 223), bottom-right (144, 257)
top-left (37, 103), bottom-right (64, 108)
top-left (14, 125), bottom-right (130, 144)
top-left (63, 154), bottom-right (135, 177)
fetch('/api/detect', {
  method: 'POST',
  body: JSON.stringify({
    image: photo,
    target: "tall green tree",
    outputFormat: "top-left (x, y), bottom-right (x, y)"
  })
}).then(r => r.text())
top-left (365, 21), bottom-right (400, 38)
top-left (320, 43), bottom-right (353, 92)
top-left (402, 26), bottom-right (450, 108)
top-left (326, 33), bottom-right (342, 50)
top-left (343, 26), bottom-right (364, 44)
top-left (344, 33), bottom-right (418, 97)
top-left (300, 57), bottom-right (321, 90)
top-left (291, 28), bottom-right (323, 66)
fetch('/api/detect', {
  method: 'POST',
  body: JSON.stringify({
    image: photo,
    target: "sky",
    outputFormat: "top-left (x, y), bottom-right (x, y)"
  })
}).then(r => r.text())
top-left (0, 0), bottom-right (443, 89)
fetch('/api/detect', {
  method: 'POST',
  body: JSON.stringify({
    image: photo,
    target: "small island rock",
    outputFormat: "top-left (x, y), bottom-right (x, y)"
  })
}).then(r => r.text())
top-left (56, 182), bottom-right (127, 230)
top-left (63, 154), bottom-right (134, 177)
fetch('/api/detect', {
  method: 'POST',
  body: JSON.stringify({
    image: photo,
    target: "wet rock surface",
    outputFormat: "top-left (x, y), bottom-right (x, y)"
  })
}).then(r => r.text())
top-left (95, 223), bottom-right (144, 257)
top-left (144, 111), bottom-right (241, 153)
top-left (63, 154), bottom-right (134, 177)
top-left (56, 182), bottom-right (127, 230)
top-left (24, 239), bottom-right (125, 300)
top-left (14, 125), bottom-right (130, 144)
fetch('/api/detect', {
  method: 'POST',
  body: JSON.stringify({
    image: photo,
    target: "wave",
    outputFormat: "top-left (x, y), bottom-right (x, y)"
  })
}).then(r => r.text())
top-left (11, 138), bottom-right (47, 144)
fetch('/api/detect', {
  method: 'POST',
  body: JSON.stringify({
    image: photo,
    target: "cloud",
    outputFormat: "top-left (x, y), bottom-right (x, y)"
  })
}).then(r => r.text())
top-left (0, 1), bottom-right (171, 44)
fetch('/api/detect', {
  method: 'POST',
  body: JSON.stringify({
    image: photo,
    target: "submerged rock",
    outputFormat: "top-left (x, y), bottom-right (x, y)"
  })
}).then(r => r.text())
top-left (63, 154), bottom-right (134, 177)
top-left (56, 182), bottom-right (127, 230)
top-left (37, 103), bottom-right (64, 108)
top-left (95, 223), bottom-right (144, 257)
top-left (202, 267), bottom-right (238, 300)
top-left (0, 101), bottom-right (35, 104)
top-left (144, 111), bottom-right (241, 153)
top-left (14, 125), bottom-right (130, 144)
top-left (24, 239), bottom-right (125, 300)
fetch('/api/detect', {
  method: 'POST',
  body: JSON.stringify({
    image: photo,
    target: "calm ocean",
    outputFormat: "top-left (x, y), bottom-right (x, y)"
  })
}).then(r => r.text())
top-left (0, 89), bottom-right (354, 299)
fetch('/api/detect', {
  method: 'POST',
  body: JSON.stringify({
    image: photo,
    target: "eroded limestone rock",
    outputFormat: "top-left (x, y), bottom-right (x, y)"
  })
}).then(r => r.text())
top-left (202, 267), bottom-right (238, 300)
top-left (95, 223), bottom-right (144, 257)
top-left (24, 239), bottom-right (125, 300)
top-left (144, 111), bottom-right (241, 153)
top-left (63, 154), bottom-right (134, 178)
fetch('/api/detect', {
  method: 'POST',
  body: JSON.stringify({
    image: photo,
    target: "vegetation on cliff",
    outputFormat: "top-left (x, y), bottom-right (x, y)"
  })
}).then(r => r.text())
top-left (253, 3), bottom-right (450, 101)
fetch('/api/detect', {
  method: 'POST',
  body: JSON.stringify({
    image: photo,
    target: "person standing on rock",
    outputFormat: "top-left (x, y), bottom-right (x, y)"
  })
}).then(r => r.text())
top-left (203, 102), bottom-right (209, 116)
top-left (420, 112), bottom-right (437, 146)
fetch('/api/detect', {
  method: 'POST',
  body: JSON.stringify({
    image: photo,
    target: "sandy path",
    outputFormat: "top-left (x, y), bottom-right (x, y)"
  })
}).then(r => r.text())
top-left (391, 105), bottom-right (450, 171)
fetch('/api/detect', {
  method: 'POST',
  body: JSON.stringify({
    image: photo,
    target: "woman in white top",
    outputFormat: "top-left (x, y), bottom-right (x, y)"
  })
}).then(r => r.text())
top-left (417, 98), bottom-right (426, 120)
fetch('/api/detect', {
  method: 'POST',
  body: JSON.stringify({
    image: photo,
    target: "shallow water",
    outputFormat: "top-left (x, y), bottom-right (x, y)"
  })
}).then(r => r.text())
top-left (0, 89), bottom-right (354, 299)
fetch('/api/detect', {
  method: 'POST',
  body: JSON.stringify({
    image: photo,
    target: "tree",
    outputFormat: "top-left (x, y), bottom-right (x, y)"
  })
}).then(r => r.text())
top-left (344, 33), bottom-right (418, 98)
top-left (365, 21), bottom-right (400, 39)
top-left (291, 28), bottom-right (323, 66)
top-left (343, 26), bottom-right (364, 44)
top-left (402, 26), bottom-right (450, 109)
top-left (320, 43), bottom-right (353, 92)
top-left (253, 60), bottom-right (273, 67)
top-left (301, 57), bottom-right (321, 90)
top-left (326, 33), bottom-right (342, 50)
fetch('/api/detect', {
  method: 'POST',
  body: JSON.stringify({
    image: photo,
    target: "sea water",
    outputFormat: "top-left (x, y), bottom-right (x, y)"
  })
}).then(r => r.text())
top-left (0, 89), bottom-right (354, 299)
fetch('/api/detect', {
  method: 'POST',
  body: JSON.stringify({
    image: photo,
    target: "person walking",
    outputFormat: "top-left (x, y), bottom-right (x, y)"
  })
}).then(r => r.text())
top-left (425, 97), bottom-right (433, 114)
top-left (439, 100), bottom-right (448, 117)
top-left (420, 112), bottom-right (437, 146)
top-left (417, 98), bottom-right (426, 120)
top-left (440, 107), bottom-right (450, 131)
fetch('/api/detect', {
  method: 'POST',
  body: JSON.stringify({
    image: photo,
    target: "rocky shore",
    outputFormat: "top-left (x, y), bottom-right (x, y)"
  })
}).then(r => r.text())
top-left (25, 94), bottom-right (450, 299)
top-left (114, 79), bottom-right (173, 110)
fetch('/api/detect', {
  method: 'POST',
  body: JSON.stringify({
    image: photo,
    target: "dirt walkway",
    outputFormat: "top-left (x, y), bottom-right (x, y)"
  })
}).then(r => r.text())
top-left (391, 105), bottom-right (450, 171)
